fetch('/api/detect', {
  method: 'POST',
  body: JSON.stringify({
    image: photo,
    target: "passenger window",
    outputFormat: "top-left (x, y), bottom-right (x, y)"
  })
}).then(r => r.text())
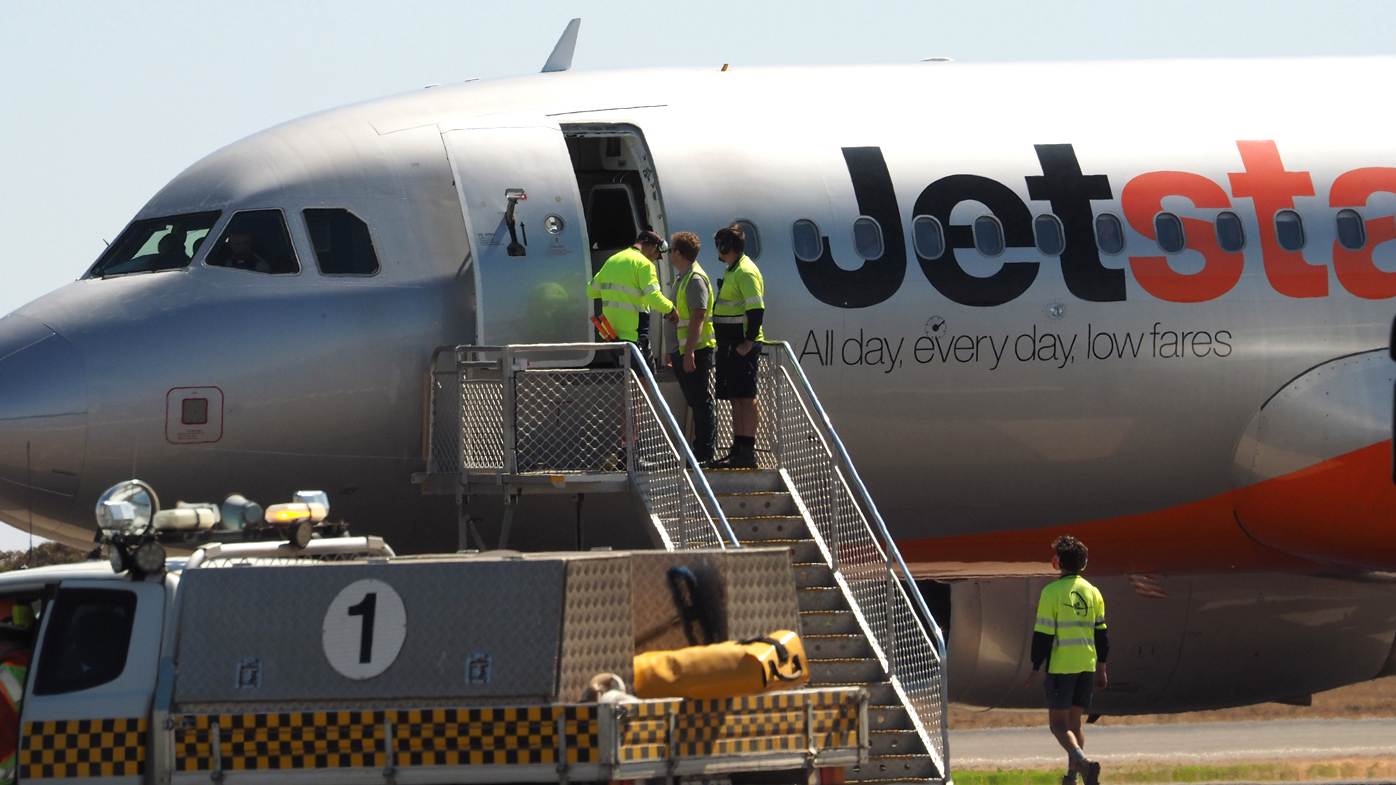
top-left (1336, 209), bottom-right (1366, 251)
top-left (733, 220), bottom-right (761, 260)
top-left (33, 588), bottom-right (137, 696)
top-left (1155, 212), bottom-right (1186, 254)
top-left (206, 210), bottom-right (300, 274)
top-left (1275, 210), bottom-right (1306, 251)
top-left (1095, 213), bottom-right (1125, 255)
top-left (89, 211), bottom-right (220, 278)
top-left (1215, 211), bottom-right (1246, 253)
top-left (1033, 214), bottom-right (1065, 256)
top-left (973, 215), bottom-right (1004, 257)
top-left (852, 217), bottom-right (884, 260)
top-left (304, 209), bottom-right (381, 275)
top-left (912, 215), bottom-right (945, 259)
top-left (792, 219), bottom-right (823, 262)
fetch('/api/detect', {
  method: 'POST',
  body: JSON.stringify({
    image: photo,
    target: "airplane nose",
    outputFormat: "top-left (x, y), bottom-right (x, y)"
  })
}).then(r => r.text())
top-left (0, 314), bottom-right (88, 538)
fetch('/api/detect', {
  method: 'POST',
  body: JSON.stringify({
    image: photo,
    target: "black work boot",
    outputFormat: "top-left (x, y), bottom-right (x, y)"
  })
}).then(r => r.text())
top-left (726, 441), bottom-right (757, 469)
top-left (704, 445), bottom-right (737, 470)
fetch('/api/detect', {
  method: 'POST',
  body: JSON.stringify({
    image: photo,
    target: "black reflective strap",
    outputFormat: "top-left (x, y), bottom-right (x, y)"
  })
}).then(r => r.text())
top-left (742, 635), bottom-right (805, 682)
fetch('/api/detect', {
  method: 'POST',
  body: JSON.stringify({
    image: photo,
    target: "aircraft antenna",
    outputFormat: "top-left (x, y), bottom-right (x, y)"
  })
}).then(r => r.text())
top-left (542, 18), bottom-right (581, 73)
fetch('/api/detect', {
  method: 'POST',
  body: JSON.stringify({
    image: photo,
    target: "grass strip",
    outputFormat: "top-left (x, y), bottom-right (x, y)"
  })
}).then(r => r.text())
top-left (953, 756), bottom-right (1396, 784)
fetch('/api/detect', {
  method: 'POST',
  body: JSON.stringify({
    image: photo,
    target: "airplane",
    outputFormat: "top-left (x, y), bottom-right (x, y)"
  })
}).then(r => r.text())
top-left (3, 21), bottom-right (1396, 714)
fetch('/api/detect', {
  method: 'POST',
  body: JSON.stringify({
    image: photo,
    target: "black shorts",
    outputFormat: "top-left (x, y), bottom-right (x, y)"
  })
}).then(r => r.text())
top-left (1043, 671), bottom-right (1094, 710)
top-left (715, 342), bottom-right (761, 400)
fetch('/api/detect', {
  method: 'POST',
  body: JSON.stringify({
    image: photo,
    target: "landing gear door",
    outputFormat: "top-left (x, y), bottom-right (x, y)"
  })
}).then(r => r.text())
top-left (441, 116), bottom-right (592, 362)
top-left (19, 580), bottom-right (165, 785)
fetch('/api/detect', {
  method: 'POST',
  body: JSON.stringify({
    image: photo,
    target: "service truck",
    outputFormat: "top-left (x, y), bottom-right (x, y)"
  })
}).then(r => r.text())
top-left (2, 482), bottom-right (866, 785)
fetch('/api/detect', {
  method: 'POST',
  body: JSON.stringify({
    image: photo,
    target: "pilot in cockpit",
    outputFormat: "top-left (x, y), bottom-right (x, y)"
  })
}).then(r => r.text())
top-left (218, 231), bottom-right (271, 273)
top-left (153, 232), bottom-right (190, 270)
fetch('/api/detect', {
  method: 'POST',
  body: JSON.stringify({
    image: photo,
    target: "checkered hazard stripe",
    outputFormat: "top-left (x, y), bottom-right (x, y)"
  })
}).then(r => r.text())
top-left (21, 718), bottom-right (148, 779)
top-left (620, 691), bottom-right (860, 762)
top-left (173, 707), bottom-right (600, 771)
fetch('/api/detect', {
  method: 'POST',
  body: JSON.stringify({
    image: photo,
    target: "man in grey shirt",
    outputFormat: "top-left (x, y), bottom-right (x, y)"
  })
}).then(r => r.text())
top-left (663, 231), bottom-right (717, 463)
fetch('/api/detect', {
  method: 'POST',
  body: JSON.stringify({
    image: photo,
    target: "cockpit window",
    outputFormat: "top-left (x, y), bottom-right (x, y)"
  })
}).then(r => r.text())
top-left (304, 209), bottom-right (381, 275)
top-left (206, 209), bottom-right (300, 275)
top-left (89, 211), bottom-right (220, 277)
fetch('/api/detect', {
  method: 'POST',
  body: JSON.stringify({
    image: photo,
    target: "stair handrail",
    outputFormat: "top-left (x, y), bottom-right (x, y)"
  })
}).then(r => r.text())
top-left (766, 341), bottom-right (947, 654)
top-left (428, 342), bottom-right (736, 549)
top-left (620, 342), bottom-right (740, 548)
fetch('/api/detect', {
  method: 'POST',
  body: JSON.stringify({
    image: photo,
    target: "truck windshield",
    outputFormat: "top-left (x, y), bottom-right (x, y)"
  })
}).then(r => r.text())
top-left (89, 211), bottom-right (221, 277)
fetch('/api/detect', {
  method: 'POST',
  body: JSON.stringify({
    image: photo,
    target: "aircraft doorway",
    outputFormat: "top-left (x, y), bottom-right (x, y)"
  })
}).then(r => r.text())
top-left (562, 125), bottom-right (671, 355)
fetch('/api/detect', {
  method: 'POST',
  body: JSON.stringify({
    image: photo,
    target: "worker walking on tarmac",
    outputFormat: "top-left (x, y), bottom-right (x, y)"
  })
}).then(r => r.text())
top-left (587, 230), bottom-right (675, 364)
top-left (708, 224), bottom-right (764, 469)
top-left (0, 601), bottom-right (32, 783)
top-left (662, 231), bottom-right (717, 463)
top-left (1024, 536), bottom-right (1108, 785)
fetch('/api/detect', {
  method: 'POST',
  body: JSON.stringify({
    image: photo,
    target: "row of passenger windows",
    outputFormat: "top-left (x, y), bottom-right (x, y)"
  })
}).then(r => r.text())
top-left (786, 209), bottom-right (1376, 262)
top-left (91, 208), bottom-right (381, 278)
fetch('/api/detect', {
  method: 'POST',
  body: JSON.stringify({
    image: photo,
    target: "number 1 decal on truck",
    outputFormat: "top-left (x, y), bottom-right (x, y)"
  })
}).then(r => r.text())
top-left (321, 579), bottom-right (406, 679)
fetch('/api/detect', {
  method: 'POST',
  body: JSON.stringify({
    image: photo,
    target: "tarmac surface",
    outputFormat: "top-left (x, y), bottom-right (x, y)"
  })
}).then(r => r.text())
top-left (949, 717), bottom-right (1396, 768)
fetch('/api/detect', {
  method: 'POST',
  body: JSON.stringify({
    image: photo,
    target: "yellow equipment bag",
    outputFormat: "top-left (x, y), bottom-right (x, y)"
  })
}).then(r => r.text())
top-left (633, 630), bottom-right (809, 699)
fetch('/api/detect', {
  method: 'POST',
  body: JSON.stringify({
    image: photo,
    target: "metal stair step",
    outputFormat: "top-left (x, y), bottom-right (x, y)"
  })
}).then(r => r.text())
top-left (804, 634), bottom-right (875, 660)
top-left (800, 609), bottom-right (862, 635)
top-left (716, 492), bottom-right (795, 517)
top-left (797, 586), bottom-right (849, 611)
top-left (868, 729), bottom-right (927, 757)
top-left (700, 468), bottom-right (785, 494)
top-left (867, 705), bottom-right (914, 731)
top-left (848, 755), bottom-right (940, 782)
top-left (809, 657), bottom-right (885, 684)
top-left (761, 538), bottom-right (823, 564)
top-left (792, 562), bottom-right (834, 588)
top-left (732, 516), bottom-right (809, 541)
top-left (819, 680), bottom-right (898, 706)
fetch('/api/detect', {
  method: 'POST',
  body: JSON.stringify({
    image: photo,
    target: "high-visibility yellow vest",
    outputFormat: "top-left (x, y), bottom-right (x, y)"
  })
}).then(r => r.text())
top-left (713, 255), bottom-right (765, 342)
top-left (1033, 575), bottom-right (1107, 674)
top-left (586, 247), bottom-right (674, 343)
top-left (674, 263), bottom-right (716, 353)
top-left (0, 651), bottom-right (27, 781)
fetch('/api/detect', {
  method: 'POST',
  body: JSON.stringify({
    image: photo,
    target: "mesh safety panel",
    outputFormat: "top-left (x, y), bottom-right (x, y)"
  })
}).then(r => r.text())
top-left (515, 369), bottom-right (625, 472)
top-left (461, 380), bottom-right (505, 469)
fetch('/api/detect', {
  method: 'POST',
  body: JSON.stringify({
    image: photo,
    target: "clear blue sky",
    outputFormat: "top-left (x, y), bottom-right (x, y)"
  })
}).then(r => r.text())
top-left (1, 0), bottom-right (1392, 548)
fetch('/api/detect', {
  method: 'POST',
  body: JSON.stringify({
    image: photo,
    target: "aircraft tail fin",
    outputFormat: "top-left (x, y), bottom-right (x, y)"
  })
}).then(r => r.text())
top-left (542, 18), bottom-right (581, 73)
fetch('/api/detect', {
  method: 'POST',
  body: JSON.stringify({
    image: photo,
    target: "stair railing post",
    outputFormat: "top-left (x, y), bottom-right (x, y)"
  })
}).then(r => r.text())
top-left (502, 345), bottom-right (518, 475)
top-left (622, 346), bottom-right (635, 476)
top-left (771, 345), bottom-right (784, 470)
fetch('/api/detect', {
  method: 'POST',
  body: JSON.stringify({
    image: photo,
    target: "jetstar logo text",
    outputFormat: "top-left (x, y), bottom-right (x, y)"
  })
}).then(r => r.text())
top-left (797, 142), bottom-right (1396, 307)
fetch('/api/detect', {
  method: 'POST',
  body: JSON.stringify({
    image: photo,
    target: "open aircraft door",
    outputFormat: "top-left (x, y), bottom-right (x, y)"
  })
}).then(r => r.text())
top-left (441, 116), bottom-right (592, 361)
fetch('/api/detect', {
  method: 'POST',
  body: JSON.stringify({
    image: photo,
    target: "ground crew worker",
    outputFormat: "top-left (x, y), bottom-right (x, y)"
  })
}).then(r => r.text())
top-left (1024, 536), bottom-right (1108, 785)
top-left (0, 601), bottom-right (33, 783)
top-left (587, 230), bottom-right (675, 361)
top-left (662, 231), bottom-right (717, 463)
top-left (708, 224), bottom-right (764, 469)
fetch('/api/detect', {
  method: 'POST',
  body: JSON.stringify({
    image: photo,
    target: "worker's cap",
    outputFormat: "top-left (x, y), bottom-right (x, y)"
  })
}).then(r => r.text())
top-left (635, 231), bottom-right (669, 253)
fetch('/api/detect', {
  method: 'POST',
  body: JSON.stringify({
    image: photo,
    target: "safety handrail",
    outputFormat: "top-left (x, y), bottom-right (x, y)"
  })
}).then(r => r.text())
top-left (426, 343), bottom-right (736, 549)
top-left (758, 341), bottom-right (949, 773)
top-left (771, 341), bottom-right (946, 652)
top-left (622, 342), bottom-right (740, 548)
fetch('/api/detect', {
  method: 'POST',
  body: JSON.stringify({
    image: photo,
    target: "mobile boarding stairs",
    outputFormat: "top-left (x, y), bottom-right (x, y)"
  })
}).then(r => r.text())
top-left (416, 342), bottom-right (951, 785)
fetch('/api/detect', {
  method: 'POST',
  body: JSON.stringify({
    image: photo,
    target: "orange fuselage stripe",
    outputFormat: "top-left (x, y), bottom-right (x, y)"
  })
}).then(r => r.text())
top-left (900, 440), bottom-right (1396, 575)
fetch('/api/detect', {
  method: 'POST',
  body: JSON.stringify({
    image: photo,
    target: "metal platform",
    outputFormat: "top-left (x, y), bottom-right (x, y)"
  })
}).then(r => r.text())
top-left (418, 342), bottom-right (950, 783)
